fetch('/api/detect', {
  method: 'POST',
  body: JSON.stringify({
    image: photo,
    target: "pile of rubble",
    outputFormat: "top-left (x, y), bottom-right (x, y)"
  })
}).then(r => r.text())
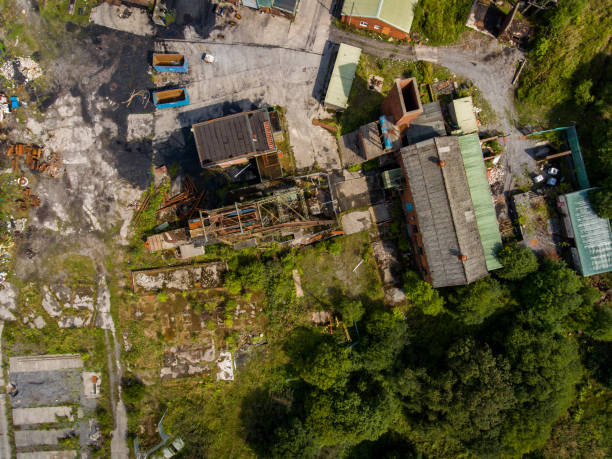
top-left (0, 57), bottom-right (42, 84)
top-left (40, 284), bottom-right (98, 329)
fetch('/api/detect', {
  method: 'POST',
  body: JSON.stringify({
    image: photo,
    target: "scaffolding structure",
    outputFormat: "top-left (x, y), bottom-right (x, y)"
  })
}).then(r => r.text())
top-left (189, 188), bottom-right (336, 244)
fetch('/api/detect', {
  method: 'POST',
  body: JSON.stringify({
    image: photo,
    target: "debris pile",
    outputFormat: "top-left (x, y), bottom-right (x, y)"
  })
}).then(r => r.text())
top-left (5, 144), bottom-right (63, 177)
top-left (19, 188), bottom-right (41, 210)
top-left (0, 57), bottom-right (42, 84)
top-left (17, 57), bottom-right (42, 81)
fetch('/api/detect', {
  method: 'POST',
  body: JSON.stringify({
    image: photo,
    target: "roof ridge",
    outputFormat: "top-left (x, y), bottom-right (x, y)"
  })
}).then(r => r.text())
top-left (376, 0), bottom-right (384, 17)
top-left (433, 137), bottom-right (468, 283)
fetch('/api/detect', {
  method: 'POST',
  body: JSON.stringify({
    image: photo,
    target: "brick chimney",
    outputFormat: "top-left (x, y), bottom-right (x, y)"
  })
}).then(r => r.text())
top-left (381, 77), bottom-right (424, 134)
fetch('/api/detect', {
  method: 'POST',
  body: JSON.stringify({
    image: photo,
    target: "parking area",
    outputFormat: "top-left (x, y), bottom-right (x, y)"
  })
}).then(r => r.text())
top-left (150, 0), bottom-right (341, 172)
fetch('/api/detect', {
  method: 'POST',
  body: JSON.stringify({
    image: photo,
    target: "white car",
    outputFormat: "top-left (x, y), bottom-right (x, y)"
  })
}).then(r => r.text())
top-left (548, 167), bottom-right (559, 176)
top-left (533, 174), bottom-right (544, 184)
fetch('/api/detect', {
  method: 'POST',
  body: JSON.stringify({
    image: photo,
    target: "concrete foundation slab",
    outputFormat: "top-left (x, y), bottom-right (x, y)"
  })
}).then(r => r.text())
top-left (341, 210), bottom-right (372, 235)
top-left (13, 406), bottom-right (73, 426)
top-left (17, 452), bottom-right (77, 459)
top-left (9, 355), bottom-right (83, 373)
top-left (14, 429), bottom-right (75, 448)
top-left (9, 369), bottom-right (82, 408)
top-left (89, 3), bottom-right (154, 36)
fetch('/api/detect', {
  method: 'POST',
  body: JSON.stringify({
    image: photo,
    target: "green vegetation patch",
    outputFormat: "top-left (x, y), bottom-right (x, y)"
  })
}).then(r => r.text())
top-left (411, 0), bottom-right (473, 45)
top-left (295, 233), bottom-right (383, 308)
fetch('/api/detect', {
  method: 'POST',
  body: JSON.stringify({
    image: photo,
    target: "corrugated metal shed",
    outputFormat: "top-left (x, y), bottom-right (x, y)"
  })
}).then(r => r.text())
top-left (341, 0), bottom-right (418, 33)
top-left (272, 0), bottom-right (299, 14)
top-left (324, 43), bottom-right (362, 111)
top-left (400, 136), bottom-right (488, 287)
top-left (458, 134), bottom-right (502, 270)
top-left (564, 189), bottom-right (612, 276)
top-left (382, 168), bottom-right (404, 189)
top-left (566, 126), bottom-right (590, 189)
top-left (451, 97), bottom-right (478, 134)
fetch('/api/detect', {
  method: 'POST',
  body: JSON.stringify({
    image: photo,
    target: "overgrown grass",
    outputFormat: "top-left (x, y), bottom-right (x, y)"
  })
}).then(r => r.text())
top-left (295, 233), bottom-right (383, 308)
top-left (541, 376), bottom-right (612, 457)
top-left (411, 0), bottom-right (473, 45)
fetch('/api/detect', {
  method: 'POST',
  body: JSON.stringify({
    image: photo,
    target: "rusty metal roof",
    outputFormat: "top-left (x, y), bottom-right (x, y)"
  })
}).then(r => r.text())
top-left (192, 109), bottom-right (276, 167)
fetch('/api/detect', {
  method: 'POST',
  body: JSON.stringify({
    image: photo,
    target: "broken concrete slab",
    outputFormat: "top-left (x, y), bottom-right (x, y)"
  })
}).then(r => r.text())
top-left (126, 113), bottom-right (154, 141)
top-left (12, 406), bottom-right (73, 426)
top-left (33, 316), bottom-right (46, 329)
top-left (9, 354), bottom-right (83, 373)
top-left (131, 262), bottom-right (226, 293)
top-left (58, 315), bottom-right (87, 328)
top-left (0, 283), bottom-right (17, 321)
top-left (385, 287), bottom-right (407, 304)
top-left (89, 3), bottom-right (154, 36)
top-left (341, 211), bottom-right (373, 235)
top-left (216, 351), bottom-right (234, 381)
top-left (14, 428), bottom-right (75, 448)
top-left (42, 287), bottom-right (62, 317)
top-left (371, 240), bottom-right (402, 285)
top-left (161, 343), bottom-right (215, 380)
top-left (292, 269), bottom-right (304, 298)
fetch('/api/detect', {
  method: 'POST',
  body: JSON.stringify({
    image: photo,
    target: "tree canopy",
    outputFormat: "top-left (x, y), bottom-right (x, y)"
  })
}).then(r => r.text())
top-left (404, 271), bottom-right (445, 315)
top-left (496, 243), bottom-right (539, 281)
top-left (448, 277), bottom-right (510, 325)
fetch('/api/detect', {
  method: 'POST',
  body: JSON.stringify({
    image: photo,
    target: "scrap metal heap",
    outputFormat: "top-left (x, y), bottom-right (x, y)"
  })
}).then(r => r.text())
top-left (6, 144), bottom-right (63, 178)
top-left (146, 175), bottom-right (339, 256)
top-left (156, 175), bottom-right (206, 221)
top-left (189, 188), bottom-right (335, 246)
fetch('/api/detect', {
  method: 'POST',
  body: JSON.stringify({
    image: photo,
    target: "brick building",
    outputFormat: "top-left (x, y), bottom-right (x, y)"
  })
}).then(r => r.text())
top-left (341, 0), bottom-right (418, 40)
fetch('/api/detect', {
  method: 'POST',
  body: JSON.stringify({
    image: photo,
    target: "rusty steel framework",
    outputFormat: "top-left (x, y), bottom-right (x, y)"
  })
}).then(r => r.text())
top-left (189, 188), bottom-right (335, 243)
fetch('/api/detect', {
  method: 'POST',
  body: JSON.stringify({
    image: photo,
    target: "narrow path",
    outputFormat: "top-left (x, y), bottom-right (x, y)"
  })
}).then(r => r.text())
top-left (328, 26), bottom-right (416, 60)
top-left (97, 275), bottom-right (129, 459)
top-left (0, 322), bottom-right (12, 458)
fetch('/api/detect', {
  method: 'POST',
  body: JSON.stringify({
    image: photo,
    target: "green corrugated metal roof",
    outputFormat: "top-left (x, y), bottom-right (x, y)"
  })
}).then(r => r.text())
top-left (458, 134), bottom-right (503, 270)
top-left (566, 126), bottom-right (590, 189)
top-left (324, 43), bottom-right (362, 110)
top-left (341, 0), bottom-right (417, 33)
top-left (378, 0), bottom-right (417, 33)
top-left (452, 97), bottom-right (478, 134)
top-left (565, 189), bottom-right (612, 276)
top-left (341, 0), bottom-right (380, 17)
